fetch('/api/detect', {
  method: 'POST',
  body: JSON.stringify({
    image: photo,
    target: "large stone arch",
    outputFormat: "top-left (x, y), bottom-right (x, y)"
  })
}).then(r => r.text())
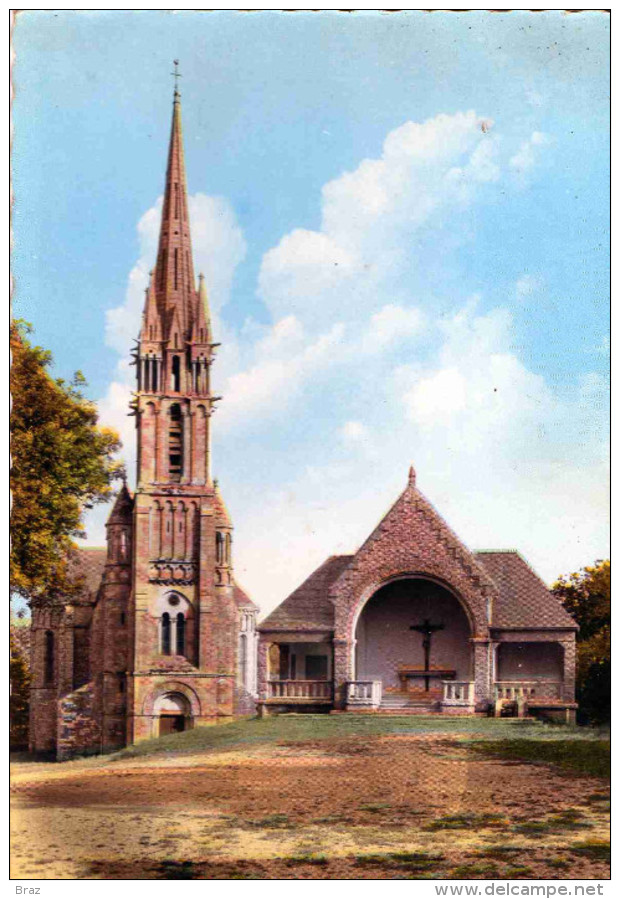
top-left (329, 548), bottom-right (495, 709)
top-left (349, 572), bottom-right (478, 640)
top-left (332, 557), bottom-right (491, 645)
top-left (353, 574), bottom-right (474, 689)
top-left (142, 680), bottom-right (202, 719)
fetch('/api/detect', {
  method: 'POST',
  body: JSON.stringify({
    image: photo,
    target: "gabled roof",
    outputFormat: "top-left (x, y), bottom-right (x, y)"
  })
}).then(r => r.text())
top-left (475, 550), bottom-right (577, 630)
top-left (259, 555), bottom-right (352, 631)
top-left (234, 582), bottom-right (259, 612)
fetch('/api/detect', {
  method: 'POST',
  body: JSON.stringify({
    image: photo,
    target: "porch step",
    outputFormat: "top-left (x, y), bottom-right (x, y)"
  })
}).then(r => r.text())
top-left (379, 697), bottom-right (440, 712)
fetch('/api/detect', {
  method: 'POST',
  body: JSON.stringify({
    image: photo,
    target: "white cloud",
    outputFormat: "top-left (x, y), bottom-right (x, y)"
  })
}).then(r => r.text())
top-left (515, 274), bottom-right (540, 297)
top-left (340, 420), bottom-right (368, 441)
top-left (363, 304), bottom-right (424, 351)
top-left (509, 131), bottom-right (550, 181)
top-left (259, 111), bottom-right (502, 332)
top-left (216, 317), bottom-right (346, 430)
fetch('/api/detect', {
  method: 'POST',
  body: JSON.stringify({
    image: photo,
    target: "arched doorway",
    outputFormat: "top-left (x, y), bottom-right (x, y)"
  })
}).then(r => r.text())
top-left (354, 578), bottom-right (472, 697)
top-left (154, 691), bottom-right (192, 737)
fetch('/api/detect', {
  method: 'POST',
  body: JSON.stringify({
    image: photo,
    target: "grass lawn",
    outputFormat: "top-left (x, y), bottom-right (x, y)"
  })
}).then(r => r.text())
top-left (471, 737), bottom-right (610, 781)
top-left (11, 715), bottom-right (610, 880)
top-left (115, 713), bottom-right (605, 761)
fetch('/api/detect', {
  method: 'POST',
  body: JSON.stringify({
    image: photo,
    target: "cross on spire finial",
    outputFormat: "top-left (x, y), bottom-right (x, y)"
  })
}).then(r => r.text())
top-left (171, 59), bottom-right (182, 98)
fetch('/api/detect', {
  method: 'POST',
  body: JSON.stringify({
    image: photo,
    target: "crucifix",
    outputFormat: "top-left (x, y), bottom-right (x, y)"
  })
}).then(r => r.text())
top-left (410, 618), bottom-right (445, 691)
top-left (171, 59), bottom-right (182, 95)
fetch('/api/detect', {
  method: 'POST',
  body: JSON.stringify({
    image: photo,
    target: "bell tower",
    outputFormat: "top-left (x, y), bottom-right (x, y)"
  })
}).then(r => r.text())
top-left (125, 73), bottom-right (239, 744)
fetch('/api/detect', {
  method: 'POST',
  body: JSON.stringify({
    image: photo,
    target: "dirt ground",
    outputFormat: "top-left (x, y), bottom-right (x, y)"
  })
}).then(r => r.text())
top-left (11, 733), bottom-right (610, 880)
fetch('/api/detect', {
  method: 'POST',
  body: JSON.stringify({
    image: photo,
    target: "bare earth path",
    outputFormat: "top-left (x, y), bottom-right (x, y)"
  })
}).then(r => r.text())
top-left (11, 728), bottom-right (610, 880)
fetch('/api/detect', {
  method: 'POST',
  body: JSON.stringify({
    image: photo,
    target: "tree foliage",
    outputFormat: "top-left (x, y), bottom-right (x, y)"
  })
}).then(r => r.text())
top-left (552, 560), bottom-right (610, 725)
top-left (10, 630), bottom-right (31, 749)
top-left (10, 321), bottom-right (121, 602)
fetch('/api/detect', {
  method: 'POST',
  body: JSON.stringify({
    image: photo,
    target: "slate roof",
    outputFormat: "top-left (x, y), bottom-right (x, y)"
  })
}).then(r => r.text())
top-left (259, 555), bottom-right (352, 631)
top-left (67, 547), bottom-right (107, 602)
top-left (475, 550), bottom-right (577, 630)
top-left (60, 547), bottom-right (258, 612)
top-left (260, 549), bottom-right (577, 633)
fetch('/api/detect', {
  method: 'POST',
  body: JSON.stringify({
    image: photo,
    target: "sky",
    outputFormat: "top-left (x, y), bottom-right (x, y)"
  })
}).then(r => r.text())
top-left (12, 10), bottom-right (609, 617)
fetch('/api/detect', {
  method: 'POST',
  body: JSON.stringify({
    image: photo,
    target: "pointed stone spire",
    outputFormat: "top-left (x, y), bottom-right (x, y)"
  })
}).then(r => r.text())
top-left (408, 464), bottom-right (416, 488)
top-left (107, 479), bottom-right (134, 524)
top-left (213, 479), bottom-right (232, 526)
top-left (152, 73), bottom-right (196, 340)
top-left (140, 272), bottom-right (162, 342)
top-left (192, 272), bottom-right (212, 344)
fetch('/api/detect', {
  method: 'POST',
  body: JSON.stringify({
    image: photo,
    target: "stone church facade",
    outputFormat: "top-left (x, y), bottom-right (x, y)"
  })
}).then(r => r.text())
top-left (28, 85), bottom-right (258, 760)
top-left (258, 467), bottom-right (578, 722)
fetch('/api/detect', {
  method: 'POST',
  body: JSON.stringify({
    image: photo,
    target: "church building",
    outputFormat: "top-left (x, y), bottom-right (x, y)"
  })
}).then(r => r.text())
top-left (258, 467), bottom-right (578, 722)
top-left (28, 78), bottom-right (579, 760)
top-left (28, 82), bottom-right (259, 760)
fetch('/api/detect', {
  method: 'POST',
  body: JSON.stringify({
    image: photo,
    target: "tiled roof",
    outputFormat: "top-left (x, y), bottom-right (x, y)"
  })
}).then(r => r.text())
top-left (475, 550), bottom-right (578, 629)
top-left (67, 547), bottom-right (107, 602)
top-left (259, 555), bottom-right (353, 631)
top-left (234, 582), bottom-right (258, 611)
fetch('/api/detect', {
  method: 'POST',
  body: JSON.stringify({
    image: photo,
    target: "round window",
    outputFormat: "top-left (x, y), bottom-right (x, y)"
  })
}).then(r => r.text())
top-left (168, 595), bottom-right (180, 607)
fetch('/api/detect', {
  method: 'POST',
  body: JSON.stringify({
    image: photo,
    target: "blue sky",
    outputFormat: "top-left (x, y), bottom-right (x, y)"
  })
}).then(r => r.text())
top-left (13, 11), bottom-right (609, 614)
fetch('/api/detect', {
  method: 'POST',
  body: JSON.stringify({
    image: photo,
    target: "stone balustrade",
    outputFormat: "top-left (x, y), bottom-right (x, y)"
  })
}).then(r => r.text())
top-left (442, 680), bottom-right (474, 705)
top-left (268, 680), bottom-right (333, 700)
top-left (494, 681), bottom-right (563, 701)
top-left (345, 680), bottom-right (383, 708)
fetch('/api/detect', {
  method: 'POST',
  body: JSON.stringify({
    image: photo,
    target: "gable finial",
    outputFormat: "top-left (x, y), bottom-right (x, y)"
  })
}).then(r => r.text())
top-left (408, 464), bottom-right (416, 487)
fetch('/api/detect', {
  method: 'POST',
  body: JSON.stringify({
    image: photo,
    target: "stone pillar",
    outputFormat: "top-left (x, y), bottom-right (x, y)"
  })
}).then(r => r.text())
top-left (561, 638), bottom-right (577, 703)
top-left (156, 404), bottom-right (167, 483)
top-left (257, 639), bottom-right (269, 703)
top-left (489, 641), bottom-right (500, 691)
top-left (471, 637), bottom-right (492, 711)
top-left (58, 611), bottom-right (75, 697)
top-left (181, 405), bottom-right (191, 484)
top-left (333, 638), bottom-right (353, 710)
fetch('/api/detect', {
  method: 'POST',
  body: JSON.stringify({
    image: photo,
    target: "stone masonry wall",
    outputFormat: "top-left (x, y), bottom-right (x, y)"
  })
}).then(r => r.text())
top-left (57, 682), bottom-right (101, 760)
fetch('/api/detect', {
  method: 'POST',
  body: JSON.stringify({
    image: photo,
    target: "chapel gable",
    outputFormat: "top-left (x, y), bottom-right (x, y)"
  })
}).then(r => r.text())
top-left (328, 467), bottom-right (498, 639)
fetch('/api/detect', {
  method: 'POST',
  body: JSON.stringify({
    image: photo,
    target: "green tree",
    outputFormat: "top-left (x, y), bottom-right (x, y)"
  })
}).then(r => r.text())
top-left (10, 630), bottom-right (31, 749)
top-left (552, 560), bottom-right (610, 726)
top-left (10, 320), bottom-right (121, 602)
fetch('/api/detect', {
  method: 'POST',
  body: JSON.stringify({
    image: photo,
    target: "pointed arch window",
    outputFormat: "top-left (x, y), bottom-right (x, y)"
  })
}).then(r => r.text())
top-left (161, 613), bottom-right (171, 655)
top-left (176, 613), bottom-right (185, 657)
top-left (225, 533), bottom-right (232, 565)
top-left (44, 631), bottom-right (55, 684)
top-left (216, 532), bottom-right (224, 565)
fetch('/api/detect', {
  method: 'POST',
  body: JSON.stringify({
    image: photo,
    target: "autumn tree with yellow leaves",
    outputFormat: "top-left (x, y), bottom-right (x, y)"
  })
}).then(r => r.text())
top-left (10, 321), bottom-right (121, 603)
